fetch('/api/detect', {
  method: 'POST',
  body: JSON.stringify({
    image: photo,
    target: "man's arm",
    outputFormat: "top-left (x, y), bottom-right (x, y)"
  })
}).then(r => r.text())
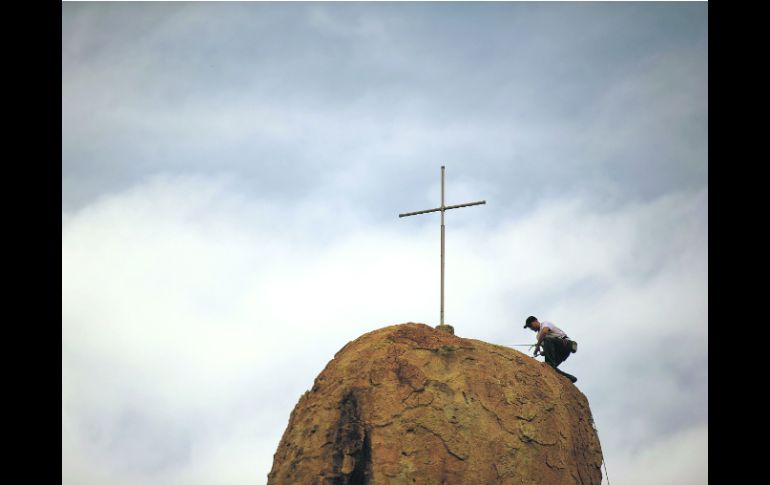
top-left (534, 326), bottom-right (551, 356)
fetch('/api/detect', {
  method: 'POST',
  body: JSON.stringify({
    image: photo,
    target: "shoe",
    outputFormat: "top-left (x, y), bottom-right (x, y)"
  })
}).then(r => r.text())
top-left (558, 371), bottom-right (577, 383)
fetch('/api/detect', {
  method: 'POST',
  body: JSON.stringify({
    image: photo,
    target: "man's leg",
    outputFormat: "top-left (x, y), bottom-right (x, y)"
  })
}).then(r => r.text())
top-left (542, 338), bottom-right (577, 383)
top-left (542, 337), bottom-right (560, 367)
top-left (542, 337), bottom-right (566, 366)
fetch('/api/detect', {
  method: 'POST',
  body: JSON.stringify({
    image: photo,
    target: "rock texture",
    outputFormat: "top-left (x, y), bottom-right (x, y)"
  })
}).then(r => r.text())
top-left (268, 323), bottom-right (603, 485)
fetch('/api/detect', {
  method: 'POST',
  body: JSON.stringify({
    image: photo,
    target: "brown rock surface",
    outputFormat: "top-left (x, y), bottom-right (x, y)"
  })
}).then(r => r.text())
top-left (268, 323), bottom-right (604, 484)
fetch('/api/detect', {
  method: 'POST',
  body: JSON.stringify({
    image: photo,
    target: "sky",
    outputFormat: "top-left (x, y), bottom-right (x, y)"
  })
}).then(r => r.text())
top-left (62, 2), bottom-right (708, 484)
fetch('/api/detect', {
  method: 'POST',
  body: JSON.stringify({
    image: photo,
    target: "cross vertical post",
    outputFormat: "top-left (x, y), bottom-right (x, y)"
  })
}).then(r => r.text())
top-left (399, 165), bottom-right (486, 331)
top-left (441, 166), bottom-right (445, 325)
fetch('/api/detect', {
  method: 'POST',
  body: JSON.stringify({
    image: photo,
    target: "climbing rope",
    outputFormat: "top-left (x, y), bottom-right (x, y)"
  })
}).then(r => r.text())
top-left (591, 420), bottom-right (611, 485)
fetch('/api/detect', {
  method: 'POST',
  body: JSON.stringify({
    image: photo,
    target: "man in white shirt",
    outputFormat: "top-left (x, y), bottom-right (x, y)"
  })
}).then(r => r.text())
top-left (524, 316), bottom-right (578, 383)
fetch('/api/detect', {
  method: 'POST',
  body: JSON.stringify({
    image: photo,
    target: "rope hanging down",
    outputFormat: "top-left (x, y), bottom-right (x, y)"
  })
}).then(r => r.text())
top-left (591, 420), bottom-right (611, 485)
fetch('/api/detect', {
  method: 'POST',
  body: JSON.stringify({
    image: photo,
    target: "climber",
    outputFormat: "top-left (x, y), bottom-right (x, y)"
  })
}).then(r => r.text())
top-left (523, 316), bottom-right (578, 384)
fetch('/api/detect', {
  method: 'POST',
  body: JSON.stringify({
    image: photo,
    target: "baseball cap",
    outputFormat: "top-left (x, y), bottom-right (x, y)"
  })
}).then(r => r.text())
top-left (524, 315), bottom-right (537, 328)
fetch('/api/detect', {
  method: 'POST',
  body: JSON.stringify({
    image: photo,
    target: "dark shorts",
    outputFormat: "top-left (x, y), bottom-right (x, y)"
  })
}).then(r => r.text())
top-left (542, 336), bottom-right (571, 368)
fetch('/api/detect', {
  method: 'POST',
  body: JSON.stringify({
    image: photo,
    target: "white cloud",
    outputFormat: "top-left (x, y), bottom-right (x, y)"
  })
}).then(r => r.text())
top-left (606, 424), bottom-right (708, 485)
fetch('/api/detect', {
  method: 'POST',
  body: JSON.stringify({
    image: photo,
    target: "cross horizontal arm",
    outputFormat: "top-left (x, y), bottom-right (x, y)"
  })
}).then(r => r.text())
top-left (399, 200), bottom-right (486, 218)
top-left (444, 200), bottom-right (486, 211)
top-left (399, 207), bottom-right (442, 218)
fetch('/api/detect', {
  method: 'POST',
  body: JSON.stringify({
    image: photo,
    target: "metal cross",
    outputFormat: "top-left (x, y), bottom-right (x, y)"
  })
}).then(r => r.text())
top-left (399, 165), bottom-right (486, 327)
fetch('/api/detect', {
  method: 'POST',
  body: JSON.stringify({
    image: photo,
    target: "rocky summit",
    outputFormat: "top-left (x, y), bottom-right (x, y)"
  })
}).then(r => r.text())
top-left (268, 323), bottom-right (604, 484)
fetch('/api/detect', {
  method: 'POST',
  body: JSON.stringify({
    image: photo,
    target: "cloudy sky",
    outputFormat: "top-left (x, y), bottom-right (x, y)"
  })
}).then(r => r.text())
top-left (62, 2), bottom-right (707, 484)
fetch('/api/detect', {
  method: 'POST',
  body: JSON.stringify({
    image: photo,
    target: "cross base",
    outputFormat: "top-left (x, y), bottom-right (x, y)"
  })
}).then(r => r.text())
top-left (435, 324), bottom-right (455, 335)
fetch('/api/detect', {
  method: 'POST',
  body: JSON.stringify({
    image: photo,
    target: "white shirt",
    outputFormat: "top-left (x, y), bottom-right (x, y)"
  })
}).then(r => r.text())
top-left (539, 320), bottom-right (567, 339)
